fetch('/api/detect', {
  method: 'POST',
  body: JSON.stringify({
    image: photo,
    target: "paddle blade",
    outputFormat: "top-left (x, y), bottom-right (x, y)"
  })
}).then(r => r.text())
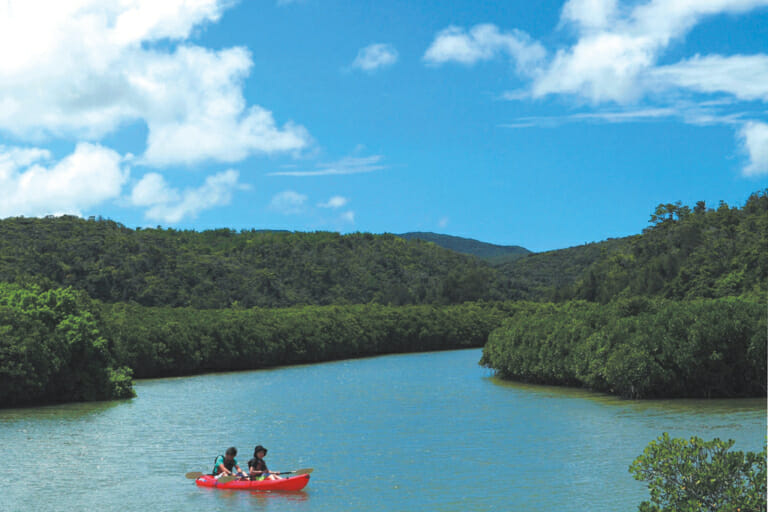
top-left (185, 471), bottom-right (204, 479)
top-left (217, 475), bottom-right (238, 484)
top-left (288, 468), bottom-right (313, 476)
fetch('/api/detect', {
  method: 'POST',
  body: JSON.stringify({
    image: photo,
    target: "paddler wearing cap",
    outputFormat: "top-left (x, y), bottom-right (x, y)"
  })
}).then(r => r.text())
top-left (248, 445), bottom-right (282, 480)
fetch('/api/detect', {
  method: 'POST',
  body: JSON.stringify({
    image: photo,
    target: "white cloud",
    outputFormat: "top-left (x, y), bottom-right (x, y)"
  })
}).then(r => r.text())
top-left (318, 196), bottom-right (349, 209)
top-left (0, 0), bottom-right (309, 166)
top-left (431, 2), bottom-right (768, 183)
top-left (130, 172), bottom-right (180, 207)
top-left (140, 46), bottom-right (310, 167)
top-left (423, 24), bottom-right (546, 74)
top-left (531, 0), bottom-right (768, 103)
top-left (269, 155), bottom-right (385, 176)
top-left (500, 107), bottom-right (681, 128)
top-left (0, 147), bottom-right (51, 181)
top-left (651, 54), bottom-right (768, 102)
top-left (131, 169), bottom-right (243, 223)
top-left (269, 190), bottom-right (308, 214)
top-left (560, 0), bottom-right (619, 31)
top-left (629, 0), bottom-right (768, 45)
top-left (340, 211), bottom-right (355, 223)
top-left (532, 32), bottom-right (658, 103)
top-left (0, 143), bottom-right (127, 218)
top-left (739, 121), bottom-right (768, 176)
top-left (352, 43), bottom-right (399, 72)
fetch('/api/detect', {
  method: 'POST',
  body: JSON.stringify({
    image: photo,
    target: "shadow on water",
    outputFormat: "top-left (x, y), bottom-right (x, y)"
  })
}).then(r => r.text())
top-left (486, 375), bottom-right (767, 415)
top-left (0, 398), bottom-right (127, 424)
top-left (196, 486), bottom-right (309, 507)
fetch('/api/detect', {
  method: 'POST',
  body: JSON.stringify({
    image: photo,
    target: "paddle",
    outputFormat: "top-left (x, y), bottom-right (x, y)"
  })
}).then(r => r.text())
top-left (278, 468), bottom-right (313, 476)
top-left (253, 468), bottom-right (313, 478)
top-left (185, 471), bottom-right (247, 482)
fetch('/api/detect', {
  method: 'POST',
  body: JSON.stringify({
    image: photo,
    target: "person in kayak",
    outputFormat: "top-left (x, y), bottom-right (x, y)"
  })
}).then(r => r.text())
top-left (248, 445), bottom-right (281, 480)
top-left (213, 447), bottom-right (247, 479)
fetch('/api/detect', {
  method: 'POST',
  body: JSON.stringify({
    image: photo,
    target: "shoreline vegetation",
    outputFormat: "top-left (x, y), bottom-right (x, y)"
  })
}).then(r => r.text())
top-left (0, 289), bottom-right (514, 407)
top-left (0, 190), bottom-right (766, 407)
top-left (480, 297), bottom-right (766, 399)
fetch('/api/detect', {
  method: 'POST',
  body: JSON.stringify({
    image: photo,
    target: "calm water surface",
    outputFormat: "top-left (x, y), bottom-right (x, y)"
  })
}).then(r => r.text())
top-left (1, 349), bottom-right (765, 511)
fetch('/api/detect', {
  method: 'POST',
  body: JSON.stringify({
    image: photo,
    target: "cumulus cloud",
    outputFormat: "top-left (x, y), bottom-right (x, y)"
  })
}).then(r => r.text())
top-left (740, 121), bottom-right (768, 176)
top-left (424, 24), bottom-right (546, 74)
top-left (352, 43), bottom-right (399, 72)
top-left (532, 32), bottom-right (658, 103)
top-left (269, 190), bottom-right (308, 214)
top-left (538, 0), bottom-right (768, 174)
top-left (529, 0), bottom-right (768, 103)
top-left (130, 172), bottom-right (180, 207)
top-left (0, 0), bottom-right (309, 166)
top-left (139, 46), bottom-right (310, 167)
top-left (560, 0), bottom-right (619, 31)
top-left (318, 196), bottom-right (349, 209)
top-left (0, 143), bottom-right (127, 218)
top-left (130, 169), bottom-right (243, 222)
top-left (424, 2), bottom-right (768, 178)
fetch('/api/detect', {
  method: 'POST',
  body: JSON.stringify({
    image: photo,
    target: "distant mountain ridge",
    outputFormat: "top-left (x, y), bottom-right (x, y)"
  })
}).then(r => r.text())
top-left (0, 217), bottom-right (514, 308)
top-left (396, 232), bottom-right (530, 261)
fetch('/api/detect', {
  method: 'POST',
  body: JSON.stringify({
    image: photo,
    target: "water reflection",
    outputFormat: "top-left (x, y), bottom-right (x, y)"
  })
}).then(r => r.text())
top-left (197, 486), bottom-right (309, 509)
top-left (0, 399), bottom-right (126, 424)
top-left (487, 376), bottom-right (766, 415)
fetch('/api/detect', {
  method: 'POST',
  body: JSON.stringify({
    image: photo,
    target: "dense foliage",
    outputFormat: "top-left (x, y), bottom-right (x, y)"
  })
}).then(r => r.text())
top-left (397, 232), bottom-right (530, 262)
top-left (102, 301), bottom-right (514, 379)
top-left (0, 282), bottom-right (515, 406)
top-left (498, 191), bottom-right (768, 303)
top-left (630, 433), bottom-right (766, 512)
top-left (569, 191), bottom-right (768, 302)
top-left (484, 192), bottom-right (767, 397)
top-left (480, 297), bottom-right (766, 398)
top-left (496, 237), bottom-right (631, 301)
top-left (0, 283), bottom-right (133, 407)
top-left (1, 191), bottom-right (766, 405)
top-left (0, 217), bottom-right (513, 308)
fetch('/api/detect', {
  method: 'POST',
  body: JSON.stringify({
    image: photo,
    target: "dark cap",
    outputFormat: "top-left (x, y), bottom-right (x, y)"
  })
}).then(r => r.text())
top-left (253, 445), bottom-right (268, 456)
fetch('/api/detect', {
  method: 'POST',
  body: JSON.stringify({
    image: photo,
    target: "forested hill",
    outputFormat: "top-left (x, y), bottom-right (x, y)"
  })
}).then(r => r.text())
top-left (481, 191), bottom-right (768, 399)
top-left (0, 217), bottom-right (517, 308)
top-left (0, 191), bottom-right (763, 311)
top-left (397, 232), bottom-right (530, 262)
top-left (496, 237), bottom-right (633, 301)
top-left (562, 191), bottom-right (768, 302)
top-left (496, 190), bottom-right (768, 302)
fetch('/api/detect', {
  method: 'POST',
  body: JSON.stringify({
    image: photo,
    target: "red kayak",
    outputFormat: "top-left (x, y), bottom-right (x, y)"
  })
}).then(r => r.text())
top-left (195, 474), bottom-right (310, 491)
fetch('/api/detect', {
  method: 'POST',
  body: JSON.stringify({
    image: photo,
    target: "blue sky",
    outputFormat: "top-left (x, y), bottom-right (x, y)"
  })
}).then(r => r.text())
top-left (0, 0), bottom-right (766, 251)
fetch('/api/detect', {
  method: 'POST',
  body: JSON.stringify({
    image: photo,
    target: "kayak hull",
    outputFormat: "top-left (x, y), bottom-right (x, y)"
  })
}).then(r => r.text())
top-left (195, 474), bottom-right (310, 491)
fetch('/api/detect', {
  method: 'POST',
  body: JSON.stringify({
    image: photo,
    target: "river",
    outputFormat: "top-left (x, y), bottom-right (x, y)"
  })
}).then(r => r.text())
top-left (1, 349), bottom-right (764, 511)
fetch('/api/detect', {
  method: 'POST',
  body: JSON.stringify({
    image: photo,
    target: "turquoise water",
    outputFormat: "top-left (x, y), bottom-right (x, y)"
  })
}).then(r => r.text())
top-left (1, 349), bottom-right (764, 511)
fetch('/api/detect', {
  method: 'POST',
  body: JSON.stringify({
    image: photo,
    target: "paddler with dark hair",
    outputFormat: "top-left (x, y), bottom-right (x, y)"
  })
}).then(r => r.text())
top-left (213, 446), bottom-right (247, 479)
top-left (248, 445), bottom-right (281, 480)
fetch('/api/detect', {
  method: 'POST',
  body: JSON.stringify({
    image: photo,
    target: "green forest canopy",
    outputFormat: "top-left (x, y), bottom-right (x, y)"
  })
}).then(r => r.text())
top-left (0, 190), bottom-right (765, 406)
top-left (0, 220), bottom-right (517, 308)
